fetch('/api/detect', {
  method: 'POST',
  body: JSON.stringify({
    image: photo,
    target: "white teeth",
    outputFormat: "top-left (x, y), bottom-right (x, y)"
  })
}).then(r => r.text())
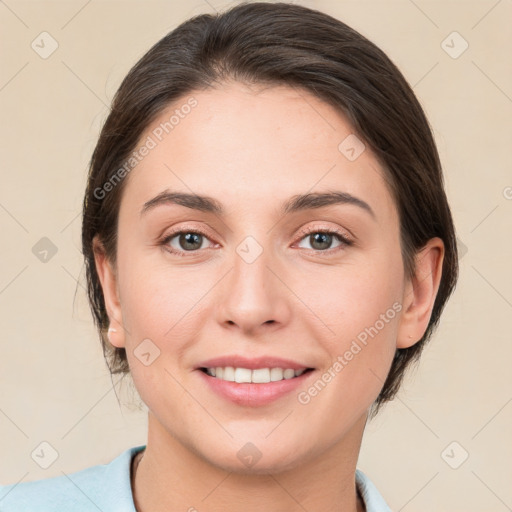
top-left (252, 368), bottom-right (270, 383)
top-left (204, 367), bottom-right (308, 383)
top-left (234, 367), bottom-right (252, 383)
top-left (270, 368), bottom-right (284, 381)
top-left (223, 366), bottom-right (235, 381)
top-left (283, 369), bottom-right (295, 379)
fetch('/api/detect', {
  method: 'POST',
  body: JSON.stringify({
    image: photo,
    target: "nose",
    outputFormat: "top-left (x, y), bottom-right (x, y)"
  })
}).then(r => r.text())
top-left (216, 242), bottom-right (291, 336)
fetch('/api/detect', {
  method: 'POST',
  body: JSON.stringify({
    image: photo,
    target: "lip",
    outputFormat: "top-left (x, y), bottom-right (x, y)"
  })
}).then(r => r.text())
top-left (196, 367), bottom-right (315, 407)
top-left (196, 355), bottom-right (312, 371)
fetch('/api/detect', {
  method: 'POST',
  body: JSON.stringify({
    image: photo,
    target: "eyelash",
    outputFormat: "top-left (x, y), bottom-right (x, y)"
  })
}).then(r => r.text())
top-left (159, 226), bottom-right (353, 258)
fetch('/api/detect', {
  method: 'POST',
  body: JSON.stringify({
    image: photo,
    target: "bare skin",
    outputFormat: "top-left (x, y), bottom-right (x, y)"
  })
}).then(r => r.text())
top-left (95, 81), bottom-right (444, 512)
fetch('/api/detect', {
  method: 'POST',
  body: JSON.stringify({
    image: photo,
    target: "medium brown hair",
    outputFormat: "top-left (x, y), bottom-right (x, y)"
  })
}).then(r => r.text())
top-left (82, 1), bottom-right (458, 416)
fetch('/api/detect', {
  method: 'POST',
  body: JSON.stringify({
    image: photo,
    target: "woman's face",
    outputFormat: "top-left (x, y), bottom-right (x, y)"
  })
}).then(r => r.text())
top-left (97, 81), bottom-right (421, 473)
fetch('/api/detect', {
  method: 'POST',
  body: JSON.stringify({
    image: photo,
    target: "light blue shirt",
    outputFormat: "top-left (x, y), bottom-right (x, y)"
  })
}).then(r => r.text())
top-left (0, 445), bottom-right (392, 511)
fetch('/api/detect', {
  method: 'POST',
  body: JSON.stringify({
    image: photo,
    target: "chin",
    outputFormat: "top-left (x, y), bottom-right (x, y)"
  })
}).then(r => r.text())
top-left (199, 440), bottom-right (308, 476)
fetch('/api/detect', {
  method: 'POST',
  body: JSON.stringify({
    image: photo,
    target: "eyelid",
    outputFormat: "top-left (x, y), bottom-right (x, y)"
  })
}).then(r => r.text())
top-left (292, 224), bottom-right (353, 254)
top-left (159, 222), bottom-right (354, 257)
top-left (295, 224), bottom-right (353, 243)
top-left (159, 224), bottom-right (218, 255)
top-left (158, 221), bottom-right (216, 240)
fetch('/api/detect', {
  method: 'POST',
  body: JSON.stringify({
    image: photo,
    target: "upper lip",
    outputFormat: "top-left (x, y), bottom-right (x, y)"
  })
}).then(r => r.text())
top-left (196, 355), bottom-right (314, 371)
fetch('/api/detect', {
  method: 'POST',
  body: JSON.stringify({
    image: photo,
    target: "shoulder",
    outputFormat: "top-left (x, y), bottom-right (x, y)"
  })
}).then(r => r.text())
top-left (0, 445), bottom-right (145, 512)
top-left (356, 468), bottom-right (393, 512)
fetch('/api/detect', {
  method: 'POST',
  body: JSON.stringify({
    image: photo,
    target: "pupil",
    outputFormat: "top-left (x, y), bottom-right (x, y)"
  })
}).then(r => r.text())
top-left (181, 233), bottom-right (201, 250)
top-left (311, 233), bottom-right (331, 250)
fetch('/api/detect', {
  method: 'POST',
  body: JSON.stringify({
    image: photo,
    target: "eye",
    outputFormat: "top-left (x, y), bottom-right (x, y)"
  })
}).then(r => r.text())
top-left (160, 229), bottom-right (216, 256)
top-left (296, 227), bottom-right (353, 253)
top-left (159, 226), bottom-right (353, 257)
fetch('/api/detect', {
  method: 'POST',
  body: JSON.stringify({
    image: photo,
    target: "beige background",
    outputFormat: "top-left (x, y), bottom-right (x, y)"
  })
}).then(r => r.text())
top-left (1, 0), bottom-right (511, 510)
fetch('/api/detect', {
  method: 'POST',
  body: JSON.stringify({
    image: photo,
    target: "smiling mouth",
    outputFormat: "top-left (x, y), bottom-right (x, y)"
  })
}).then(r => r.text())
top-left (199, 367), bottom-right (314, 383)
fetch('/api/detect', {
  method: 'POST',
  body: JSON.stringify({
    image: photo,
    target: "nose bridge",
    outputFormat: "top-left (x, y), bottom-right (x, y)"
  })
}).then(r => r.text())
top-left (217, 232), bottom-right (289, 332)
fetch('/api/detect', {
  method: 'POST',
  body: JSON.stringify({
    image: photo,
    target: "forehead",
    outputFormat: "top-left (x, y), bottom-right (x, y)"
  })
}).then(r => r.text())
top-left (119, 82), bottom-right (396, 224)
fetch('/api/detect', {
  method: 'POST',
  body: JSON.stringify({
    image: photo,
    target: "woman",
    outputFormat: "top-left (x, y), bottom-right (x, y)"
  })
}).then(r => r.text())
top-left (0, 2), bottom-right (458, 511)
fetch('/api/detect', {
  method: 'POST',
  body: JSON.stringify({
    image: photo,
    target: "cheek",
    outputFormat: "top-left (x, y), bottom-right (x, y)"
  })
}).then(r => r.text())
top-left (293, 277), bottom-right (400, 431)
top-left (116, 256), bottom-right (198, 404)
top-left (302, 251), bottom-right (403, 339)
top-left (116, 254), bottom-right (216, 395)
top-left (117, 244), bottom-right (202, 336)
top-left (120, 272), bottom-right (172, 337)
top-left (298, 251), bottom-right (403, 397)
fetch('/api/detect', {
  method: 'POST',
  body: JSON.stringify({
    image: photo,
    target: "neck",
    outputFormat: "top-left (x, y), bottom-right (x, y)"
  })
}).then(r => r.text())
top-left (132, 412), bottom-right (367, 512)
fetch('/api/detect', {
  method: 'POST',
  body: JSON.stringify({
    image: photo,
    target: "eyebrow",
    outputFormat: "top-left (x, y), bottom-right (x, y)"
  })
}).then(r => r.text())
top-left (140, 189), bottom-right (376, 220)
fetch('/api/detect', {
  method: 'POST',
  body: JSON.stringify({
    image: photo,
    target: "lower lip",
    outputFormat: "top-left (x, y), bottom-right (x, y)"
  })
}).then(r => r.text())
top-left (196, 369), bottom-right (314, 407)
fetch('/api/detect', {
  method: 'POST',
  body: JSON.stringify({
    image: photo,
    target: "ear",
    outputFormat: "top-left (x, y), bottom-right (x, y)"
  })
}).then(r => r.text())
top-left (396, 237), bottom-right (445, 349)
top-left (92, 235), bottom-right (126, 349)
